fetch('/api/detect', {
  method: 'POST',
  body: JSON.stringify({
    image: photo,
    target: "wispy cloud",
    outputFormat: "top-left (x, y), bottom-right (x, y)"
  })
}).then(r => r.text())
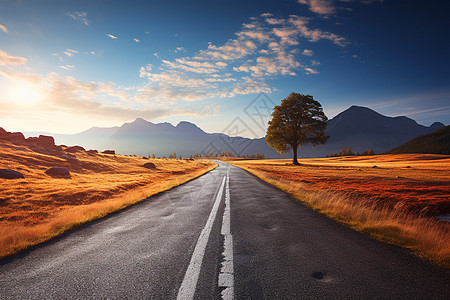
top-left (370, 91), bottom-right (450, 111)
top-left (174, 46), bottom-right (185, 53)
top-left (0, 69), bottom-right (41, 84)
top-left (137, 13), bottom-right (347, 103)
top-left (0, 58), bottom-right (215, 123)
top-left (402, 106), bottom-right (450, 118)
top-left (298, 0), bottom-right (336, 15)
top-left (133, 38), bottom-right (140, 43)
top-left (59, 65), bottom-right (75, 71)
top-left (298, 0), bottom-right (384, 16)
top-left (67, 11), bottom-right (89, 26)
top-left (0, 24), bottom-right (7, 33)
top-left (0, 13), bottom-right (351, 125)
top-left (304, 67), bottom-right (319, 74)
top-left (0, 49), bottom-right (27, 66)
top-left (64, 49), bottom-right (79, 57)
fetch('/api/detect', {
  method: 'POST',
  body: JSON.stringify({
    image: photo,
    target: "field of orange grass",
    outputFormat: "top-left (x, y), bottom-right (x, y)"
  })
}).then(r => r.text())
top-left (0, 140), bottom-right (216, 258)
top-left (229, 154), bottom-right (450, 268)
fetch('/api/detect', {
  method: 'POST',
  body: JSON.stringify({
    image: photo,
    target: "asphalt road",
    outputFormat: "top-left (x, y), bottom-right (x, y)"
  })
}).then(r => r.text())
top-left (1, 161), bottom-right (449, 299)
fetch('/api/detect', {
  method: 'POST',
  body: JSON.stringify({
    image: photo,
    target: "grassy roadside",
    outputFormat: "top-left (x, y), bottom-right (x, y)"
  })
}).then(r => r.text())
top-left (0, 140), bottom-right (217, 259)
top-left (229, 158), bottom-right (450, 268)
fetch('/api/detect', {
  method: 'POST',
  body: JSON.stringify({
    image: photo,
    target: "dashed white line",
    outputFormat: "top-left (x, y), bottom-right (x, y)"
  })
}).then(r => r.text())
top-left (177, 175), bottom-right (226, 300)
top-left (219, 168), bottom-right (234, 300)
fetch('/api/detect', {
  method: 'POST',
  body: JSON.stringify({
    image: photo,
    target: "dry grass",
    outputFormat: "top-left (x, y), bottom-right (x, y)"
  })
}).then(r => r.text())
top-left (229, 154), bottom-right (450, 268)
top-left (0, 141), bottom-right (216, 258)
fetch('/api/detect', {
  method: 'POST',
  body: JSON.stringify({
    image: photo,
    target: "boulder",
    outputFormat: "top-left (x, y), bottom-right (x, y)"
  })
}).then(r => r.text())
top-left (37, 135), bottom-right (55, 146)
top-left (45, 167), bottom-right (71, 178)
top-left (143, 162), bottom-right (156, 169)
top-left (87, 149), bottom-right (98, 154)
top-left (0, 169), bottom-right (25, 179)
top-left (102, 150), bottom-right (115, 155)
top-left (27, 135), bottom-right (55, 146)
top-left (65, 146), bottom-right (86, 153)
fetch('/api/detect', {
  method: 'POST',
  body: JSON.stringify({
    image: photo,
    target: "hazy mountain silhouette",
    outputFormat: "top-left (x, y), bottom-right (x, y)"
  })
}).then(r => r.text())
top-left (25, 106), bottom-right (444, 158)
top-left (304, 105), bottom-right (446, 157)
top-left (385, 125), bottom-right (450, 155)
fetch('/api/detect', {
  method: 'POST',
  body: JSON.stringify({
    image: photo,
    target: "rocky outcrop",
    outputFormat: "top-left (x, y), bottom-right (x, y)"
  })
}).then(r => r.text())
top-left (143, 162), bottom-right (156, 169)
top-left (102, 150), bottom-right (115, 155)
top-left (1, 129), bottom-right (62, 154)
top-left (0, 128), bottom-right (26, 144)
top-left (0, 169), bottom-right (25, 179)
top-left (0, 128), bottom-right (103, 158)
top-left (27, 135), bottom-right (55, 147)
top-left (65, 146), bottom-right (86, 153)
top-left (45, 167), bottom-right (71, 178)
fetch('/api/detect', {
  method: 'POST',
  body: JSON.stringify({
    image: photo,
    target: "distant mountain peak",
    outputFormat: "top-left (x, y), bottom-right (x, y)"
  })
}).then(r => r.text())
top-left (430, 122), bottom-right (445, 129)
top-left (344, 105), bottom-right (381, 115)
top-left (132, 118), bottom-right (151, 124)
top-left (176, 121), bottom-right (204, 133)
top-left (176, 121), bottom-right (198, 128)
top-left (348, 105), bottom-right (369, 110)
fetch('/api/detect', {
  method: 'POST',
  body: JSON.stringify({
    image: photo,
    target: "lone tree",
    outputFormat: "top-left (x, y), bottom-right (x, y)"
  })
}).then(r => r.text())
top-left (266, 93), bottom-right (329, 165)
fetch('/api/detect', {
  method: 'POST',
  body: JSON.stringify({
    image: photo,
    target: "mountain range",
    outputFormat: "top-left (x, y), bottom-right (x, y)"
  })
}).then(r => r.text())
top-left (23, 105), bottom-right (445, 158)
top-left (385, 125), bottom-right (450, 155)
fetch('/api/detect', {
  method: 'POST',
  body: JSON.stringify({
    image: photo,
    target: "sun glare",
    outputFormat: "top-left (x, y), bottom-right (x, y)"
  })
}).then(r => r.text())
top-left (8, 82), bottom-right (42, 105)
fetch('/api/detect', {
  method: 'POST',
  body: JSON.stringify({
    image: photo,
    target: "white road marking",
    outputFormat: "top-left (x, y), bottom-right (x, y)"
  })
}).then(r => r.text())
top-left (177, 175), bottom-right (226, 300)
top-left (219, 168), bottom-right (234, 299)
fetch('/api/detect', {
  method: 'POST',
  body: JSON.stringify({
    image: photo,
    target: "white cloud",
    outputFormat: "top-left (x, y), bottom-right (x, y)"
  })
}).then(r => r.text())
top-left (288, 15), bottom-right (348, 46)
top-left (134, 38), bottom-right (140, 43)
top-left (64, 49), bottom-right (79, 57)
top-left (67, 11), bottom-right (89, 26)
top-left (298, 0), bottom-right (336, 15)
top-left (0, 24), bottom-right (7, 33)
top-left (137, 13), bottom-right (346, 103)
top-left (0, 69), bottom-right (41, 84)
top-left (0, 49), bottom-right (27, 66)
top-left (302, 49), bottom-right (314, 56)
top-left (162, 60), bottom-right (218, 74)
top-left (174, 46), bottom-right (185, 53)
top-left (107, 33), bottom-right (118, 39)
top-left (298, 0), bottom-right (384, 16)
top-left (304, 67), bottom-right (319, 74)
top-left (237, 30), bottom-right (271, 42)
top-left (59, 65), bottom-right (75, 71)
top-left (272, 28), bottom-right (300, 45)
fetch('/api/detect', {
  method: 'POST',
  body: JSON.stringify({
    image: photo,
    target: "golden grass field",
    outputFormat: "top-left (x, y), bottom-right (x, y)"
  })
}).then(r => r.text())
top-left (0, 140), bottom-right (216, 258)
top-left (229, 154), bottom-right (450, 268)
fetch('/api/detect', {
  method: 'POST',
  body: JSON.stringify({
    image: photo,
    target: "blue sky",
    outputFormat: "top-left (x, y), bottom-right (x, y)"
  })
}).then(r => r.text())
top-left (0, 0), bottom-right (449, 136)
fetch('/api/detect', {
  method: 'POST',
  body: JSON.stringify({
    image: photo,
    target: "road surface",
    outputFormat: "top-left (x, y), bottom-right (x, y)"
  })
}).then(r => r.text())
top-left (1, 161), bottom-right (449, 299)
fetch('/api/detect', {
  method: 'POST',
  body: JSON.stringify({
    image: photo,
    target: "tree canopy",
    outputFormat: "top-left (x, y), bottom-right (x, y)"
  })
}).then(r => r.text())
top-left (266, 93), bottom-right (329, 165)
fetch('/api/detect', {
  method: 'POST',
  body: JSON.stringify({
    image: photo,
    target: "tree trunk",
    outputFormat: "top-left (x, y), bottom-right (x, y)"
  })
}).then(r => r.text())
top-left (293, 146), bottom-right (299, 165)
